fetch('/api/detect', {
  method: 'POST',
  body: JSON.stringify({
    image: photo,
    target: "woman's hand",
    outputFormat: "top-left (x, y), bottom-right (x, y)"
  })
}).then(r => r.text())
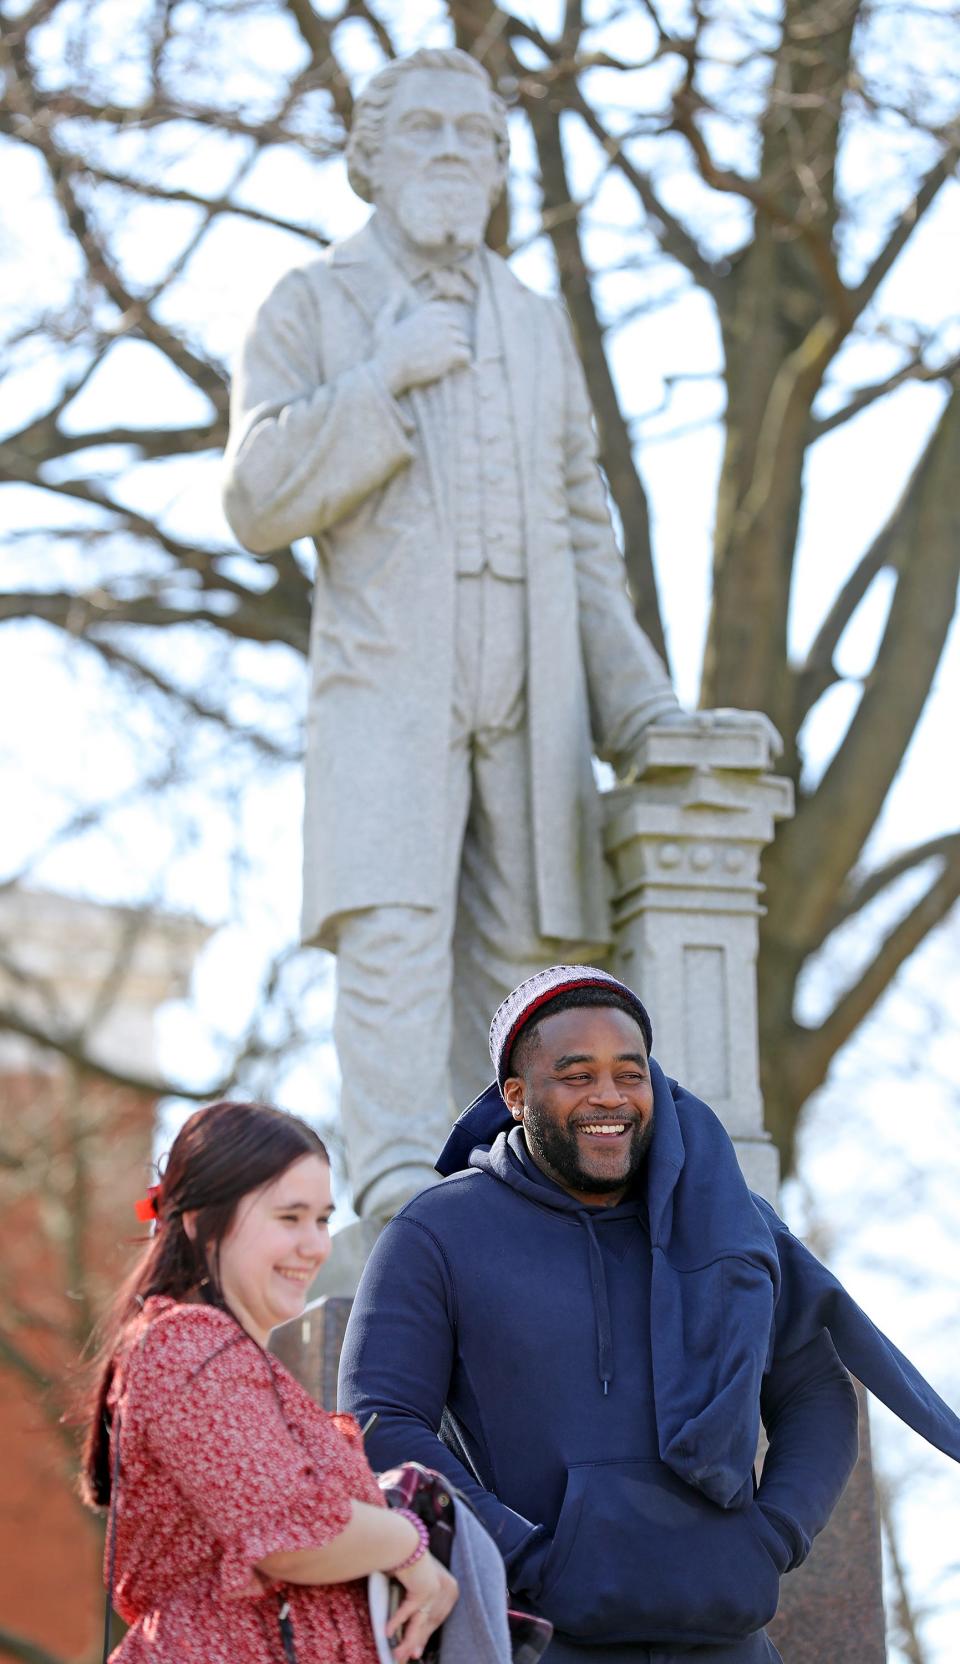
top-left (385, 1552), bottom-right (459, 1664)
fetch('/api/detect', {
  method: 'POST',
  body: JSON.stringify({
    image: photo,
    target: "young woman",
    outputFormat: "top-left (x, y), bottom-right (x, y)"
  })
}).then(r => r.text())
top-left (80, 1100), bottom-right (457, 1664)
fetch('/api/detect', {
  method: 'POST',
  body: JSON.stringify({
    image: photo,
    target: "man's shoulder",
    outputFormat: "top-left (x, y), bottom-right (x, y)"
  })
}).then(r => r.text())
top-left (483, 248), bottom-right (567, 323)
top-left (389, 1165), bottom-right (522, 1242)
top-left (749, 1190), bottom-right (790, 1244)
top-left (253, 225), bottom-right (379, 317)
top-left (260, 247), bottom-right (349, 305)
top-left (397, 1167), bottom-right (489, 1222)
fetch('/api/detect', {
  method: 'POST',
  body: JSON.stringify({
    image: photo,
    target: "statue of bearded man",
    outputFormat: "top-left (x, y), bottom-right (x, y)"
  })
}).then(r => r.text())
top-left (223, 48), bottom-right (770, 1224)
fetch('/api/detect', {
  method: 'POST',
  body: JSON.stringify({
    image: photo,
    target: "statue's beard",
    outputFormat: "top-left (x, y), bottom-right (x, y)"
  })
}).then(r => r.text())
top-left (391, 174), bottom-right (490, 259)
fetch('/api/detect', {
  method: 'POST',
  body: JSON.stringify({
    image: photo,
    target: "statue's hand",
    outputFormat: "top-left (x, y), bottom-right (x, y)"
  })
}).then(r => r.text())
top-left (376, 298), bottom-right (471, 396)
top-left (651, 707), bottom-right (784, 761)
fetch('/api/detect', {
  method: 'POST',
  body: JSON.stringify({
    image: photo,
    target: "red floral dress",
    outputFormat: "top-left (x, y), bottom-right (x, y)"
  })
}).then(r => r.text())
top-left (105, 1297), bottom-right (383, 1663)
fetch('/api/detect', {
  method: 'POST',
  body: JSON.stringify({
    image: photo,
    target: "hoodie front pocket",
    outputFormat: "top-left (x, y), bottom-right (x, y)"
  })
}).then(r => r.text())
top-left (536, 1459), bottom-right (783, 1646)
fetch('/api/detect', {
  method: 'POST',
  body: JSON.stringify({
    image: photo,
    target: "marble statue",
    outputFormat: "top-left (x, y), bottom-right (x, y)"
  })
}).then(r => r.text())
top-left (222, 47), bottom-right (771, 1223)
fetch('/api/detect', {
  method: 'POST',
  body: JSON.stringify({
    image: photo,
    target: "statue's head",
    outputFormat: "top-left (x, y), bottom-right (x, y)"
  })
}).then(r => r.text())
top-left (346, 48), bottom-right (509, 259)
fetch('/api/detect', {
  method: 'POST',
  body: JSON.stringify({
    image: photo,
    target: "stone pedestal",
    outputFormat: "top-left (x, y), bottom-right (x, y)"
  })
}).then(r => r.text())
top-left (306, 1217), bottom-right (385, 1302)
top-left (270, 1295), bottom-right (353, 1410)
top-left (766, 1383), bottom-right (886, 1661)
top-left (604, 716), bottom-right (793, 1202)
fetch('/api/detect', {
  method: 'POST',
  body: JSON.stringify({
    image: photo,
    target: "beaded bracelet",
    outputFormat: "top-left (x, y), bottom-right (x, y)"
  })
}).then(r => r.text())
top-left (389, 1507), bottom-right (430, 1571)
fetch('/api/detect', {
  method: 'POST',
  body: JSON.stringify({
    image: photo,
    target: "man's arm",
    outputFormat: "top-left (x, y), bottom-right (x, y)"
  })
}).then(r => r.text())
top-left (756, 1330), bottom-right (860, 1570)
top-left (223, 267), bottom-right (419, 554)
top-left (223, 269), bottom-right (470, 554)
top-left (556, 310), bottom-right (681, 766)
top-left (338, 1215), bottom-right (547, 1576)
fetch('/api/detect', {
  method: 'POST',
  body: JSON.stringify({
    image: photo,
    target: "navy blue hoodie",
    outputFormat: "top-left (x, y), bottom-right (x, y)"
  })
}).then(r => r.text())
top-left (339, 1063), bottom-right (960, 1648)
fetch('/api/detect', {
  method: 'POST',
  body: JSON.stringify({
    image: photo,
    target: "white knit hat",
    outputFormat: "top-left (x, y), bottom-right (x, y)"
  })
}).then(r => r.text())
top-left (488, 964), bottom-right (653, 1086)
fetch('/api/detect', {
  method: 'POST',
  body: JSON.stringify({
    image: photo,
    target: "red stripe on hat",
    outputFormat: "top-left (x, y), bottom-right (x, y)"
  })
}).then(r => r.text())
top-left (499, 976), bottom-right (617, 1082)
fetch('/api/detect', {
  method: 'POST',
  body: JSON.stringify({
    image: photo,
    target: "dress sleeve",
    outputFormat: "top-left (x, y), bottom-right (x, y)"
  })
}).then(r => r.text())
top-left (131, 1308), bottom-right (360, 1598)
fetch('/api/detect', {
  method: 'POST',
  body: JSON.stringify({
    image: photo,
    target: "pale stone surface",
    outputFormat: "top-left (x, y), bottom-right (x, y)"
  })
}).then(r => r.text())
top-left (305, 1218), bottom-right (385, 1302)
top-left (766, 1383), bottom-right (886, 1662)
top-left (605, 714), bottom-right (793, 1202)
top-left (270, 1295), bottom-right (354, 1410)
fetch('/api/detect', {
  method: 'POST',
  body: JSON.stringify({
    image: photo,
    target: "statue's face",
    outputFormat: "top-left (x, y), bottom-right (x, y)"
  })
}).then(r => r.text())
top-left (373, 68), bottom-right (503, 258)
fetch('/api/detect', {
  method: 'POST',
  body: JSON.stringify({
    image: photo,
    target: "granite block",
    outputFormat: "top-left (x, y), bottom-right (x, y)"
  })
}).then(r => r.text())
top-left (767, 1383), bottom-right (886, 1661)
top-left (269, 1295), bottom-right (353, 1411)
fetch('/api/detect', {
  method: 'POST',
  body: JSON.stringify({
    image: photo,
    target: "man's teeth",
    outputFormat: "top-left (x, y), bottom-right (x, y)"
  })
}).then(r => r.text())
top-left (580, 1123), bottom-right (627, 1136)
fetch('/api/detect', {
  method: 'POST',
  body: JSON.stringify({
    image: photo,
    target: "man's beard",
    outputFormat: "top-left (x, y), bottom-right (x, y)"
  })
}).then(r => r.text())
top-left (392, 174), bottom-right (490, 258)
top-left (523, 1100), bottom-right (655, 1197)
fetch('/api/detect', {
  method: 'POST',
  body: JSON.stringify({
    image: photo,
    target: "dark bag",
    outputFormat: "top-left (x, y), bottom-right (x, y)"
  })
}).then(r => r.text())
top-left (378, 1461), bottom-right (553, 1664)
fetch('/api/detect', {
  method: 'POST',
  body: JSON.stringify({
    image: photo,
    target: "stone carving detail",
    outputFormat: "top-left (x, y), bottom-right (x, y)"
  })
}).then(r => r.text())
top-left (605, 716), bottom-right (793, 1199)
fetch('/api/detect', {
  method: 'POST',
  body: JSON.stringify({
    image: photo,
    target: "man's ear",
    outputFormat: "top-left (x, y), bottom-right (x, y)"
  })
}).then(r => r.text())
top-left (502, 1077), bottom-right (524, 1118)
top-left (181, 1210), bottom-right (198, 1242)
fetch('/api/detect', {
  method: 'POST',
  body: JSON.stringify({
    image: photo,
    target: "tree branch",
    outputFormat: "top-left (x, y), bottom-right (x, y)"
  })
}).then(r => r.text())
top-left (0, 1005), bottom-right (228, 1103)
top-left (0, 471), bottom-right (249, 589)
top-left (851, 137), bottom-right (960, 325)
top-left (0, 586), bottom-right (310, 655)
top-left (795, 506), bottom-right (902, 723)
top-left (670, 85), bottom-right (851, 322)
top-left (810, 352), bottom-right (960, 441)
top-left (768, 387), bottom-right (960, 953)
top-left (788, 846), bottom-right (960, 1118)
top-left (525, 98), bottom-right (669, 665)
top-left (282, 0), bottom-right (354, 126)
top-left (568, 91), bottom-right (720, 298)
top-left (825, 833), bottom-right (960, 935)
top-left (877, 1481), bottom-right (934, 1664)
top-left (88, 638), bottom-right (301, 763)
top-left (703, 314), bottom-right (839, 719)
top-left (0, 88), bottom-right (323, 149)
top-left (1, 31), bottom-right (228, 408)
top-left (345, 0), bottom-right (397, 62)
top-left (0, 1626), bottom-right (67, 1664)
top-left (74, 160), bottom-right (330, 245)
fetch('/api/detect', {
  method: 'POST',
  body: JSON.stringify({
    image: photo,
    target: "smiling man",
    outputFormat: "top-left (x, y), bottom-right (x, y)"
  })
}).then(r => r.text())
top-left (340, 964), bottom-right (960, 1663)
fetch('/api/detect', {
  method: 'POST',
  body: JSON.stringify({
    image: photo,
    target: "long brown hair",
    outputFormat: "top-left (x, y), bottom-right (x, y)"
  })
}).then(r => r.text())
top-left (79, 1099), bottom-right (328, 1508)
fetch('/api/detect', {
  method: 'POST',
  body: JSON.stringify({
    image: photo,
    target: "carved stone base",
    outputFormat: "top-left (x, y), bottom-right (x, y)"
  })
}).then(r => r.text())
top-left (605, 720), bottom-right (792, 1203)
top-left (767, 1383), bottom-right (886, 1661)
top-left (269, 1294), bottom-right (354, 1410)
top-left (304, 1218), bottom-right (385, 1302)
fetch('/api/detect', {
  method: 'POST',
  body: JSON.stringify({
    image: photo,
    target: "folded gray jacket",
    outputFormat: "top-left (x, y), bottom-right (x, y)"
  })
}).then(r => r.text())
top-left (368, 1496), bottom-right (512, 1664)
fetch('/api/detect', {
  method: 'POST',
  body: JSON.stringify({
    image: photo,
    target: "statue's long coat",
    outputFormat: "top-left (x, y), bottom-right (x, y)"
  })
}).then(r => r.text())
top-left (223, 221), bottom-right (677, 950)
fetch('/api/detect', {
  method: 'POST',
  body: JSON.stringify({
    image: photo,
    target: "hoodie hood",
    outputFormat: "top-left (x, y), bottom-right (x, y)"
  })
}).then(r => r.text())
top-left (436, 1079), bottom-right (511, 1177)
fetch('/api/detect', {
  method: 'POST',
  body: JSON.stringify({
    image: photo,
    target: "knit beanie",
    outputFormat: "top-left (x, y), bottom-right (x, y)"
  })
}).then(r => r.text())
top-left (489, 964), bottom-right (653, 1087)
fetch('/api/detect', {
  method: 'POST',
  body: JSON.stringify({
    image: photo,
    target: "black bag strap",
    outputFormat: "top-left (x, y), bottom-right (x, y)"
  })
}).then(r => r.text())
top-left (101, 1405), bottom-right (123, 1664)
top-left (101, 1324), bottom-right (300, 1664)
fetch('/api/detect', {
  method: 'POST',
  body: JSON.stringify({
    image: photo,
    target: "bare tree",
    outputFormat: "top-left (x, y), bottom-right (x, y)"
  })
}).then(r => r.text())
top-left (1, 3), bottom-right (958, 1649)
top-left (2, 0), bottom-right (957, 1172)
top-left (790, 956), bottom-right (960, 1659)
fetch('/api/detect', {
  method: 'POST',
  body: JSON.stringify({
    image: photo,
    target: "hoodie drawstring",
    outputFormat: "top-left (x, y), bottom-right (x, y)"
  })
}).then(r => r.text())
top-left (581, 1213), bottom-right (614, 1395)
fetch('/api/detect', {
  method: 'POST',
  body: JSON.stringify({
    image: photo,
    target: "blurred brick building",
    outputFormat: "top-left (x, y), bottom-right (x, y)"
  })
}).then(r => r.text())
top-left (0, 889), bottom-right (208, 1662)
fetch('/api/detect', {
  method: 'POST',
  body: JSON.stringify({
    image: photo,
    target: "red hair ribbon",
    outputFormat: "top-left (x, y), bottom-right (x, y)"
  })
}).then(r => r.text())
top-left (134, 1183), bottom-right (162, 1223)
